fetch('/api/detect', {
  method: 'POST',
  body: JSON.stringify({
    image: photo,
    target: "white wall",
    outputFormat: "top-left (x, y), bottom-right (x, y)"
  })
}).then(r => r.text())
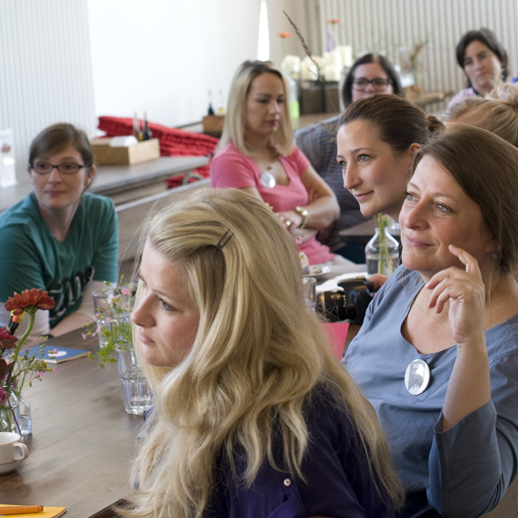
top-left (0, 0), bottom-right (96, 182)
top-left (86, 0), bottom-right (305, 127)
top-left (0, 0), bottom-right (305, 183)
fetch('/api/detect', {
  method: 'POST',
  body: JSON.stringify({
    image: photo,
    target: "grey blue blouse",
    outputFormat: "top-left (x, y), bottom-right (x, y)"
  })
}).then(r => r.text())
top-left (344, 266), bottom-right (518, 517)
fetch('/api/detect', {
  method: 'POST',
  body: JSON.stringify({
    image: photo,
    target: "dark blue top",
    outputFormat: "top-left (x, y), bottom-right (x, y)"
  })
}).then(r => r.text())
top-left (204, 387), bottom-right (395, 518)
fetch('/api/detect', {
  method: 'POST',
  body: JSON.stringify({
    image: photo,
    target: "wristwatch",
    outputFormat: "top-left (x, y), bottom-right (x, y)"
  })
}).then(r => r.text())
top-left (295, 206), bottom-right (309, 229)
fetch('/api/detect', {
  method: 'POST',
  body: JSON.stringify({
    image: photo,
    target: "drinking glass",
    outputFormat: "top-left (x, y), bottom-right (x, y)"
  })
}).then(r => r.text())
top-left (116, 347), bottom-right (154, 415)
top-left (302, 277), bottom-right (317, 311)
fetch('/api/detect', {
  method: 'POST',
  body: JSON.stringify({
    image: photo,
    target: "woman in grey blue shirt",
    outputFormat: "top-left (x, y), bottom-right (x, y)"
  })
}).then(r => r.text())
top-left (345, 125), bottom-right (518, 517)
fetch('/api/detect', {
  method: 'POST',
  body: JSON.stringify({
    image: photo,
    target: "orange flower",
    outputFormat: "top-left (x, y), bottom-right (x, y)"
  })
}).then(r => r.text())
top-left (278, 32), bottom-right (291, 38)
top-left (326, 19), bottom-right (340, 24)
top-left (5, 288), bottom-right (55, 315)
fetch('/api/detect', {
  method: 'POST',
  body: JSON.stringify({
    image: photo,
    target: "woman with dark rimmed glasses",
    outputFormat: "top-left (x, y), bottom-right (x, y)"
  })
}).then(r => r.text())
top-left (0, 123), bottom-right (118, 340)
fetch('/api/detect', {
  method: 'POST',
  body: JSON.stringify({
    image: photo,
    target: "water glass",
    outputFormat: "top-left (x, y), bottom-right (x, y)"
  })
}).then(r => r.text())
top-left (116, 347), bottom-right (154, 415)
top-left (302, 277), bottom-right (317, 311)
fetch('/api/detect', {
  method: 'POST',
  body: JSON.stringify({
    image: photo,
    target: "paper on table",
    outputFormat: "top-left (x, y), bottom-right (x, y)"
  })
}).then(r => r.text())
top-left (23, 345), bottom-right (88, 364)
top-left (0, 506), bottom-right (66, 518)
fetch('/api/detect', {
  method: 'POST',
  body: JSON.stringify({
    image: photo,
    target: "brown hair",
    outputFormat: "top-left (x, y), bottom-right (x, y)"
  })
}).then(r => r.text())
top-left (339, 94), bottom-right (443, 155)
top-left (28, 123), bottom-right (94, 172)
top-left (342, 53), bottom-right (403, 106)
top-left (413, 124), bottom-right (518, 277)
top-left (217, 60), bottom-right (293, 157)
top-left (456, 28), bottom-right (508, 88)
top-left (443, 83), bottom-right (518, 148)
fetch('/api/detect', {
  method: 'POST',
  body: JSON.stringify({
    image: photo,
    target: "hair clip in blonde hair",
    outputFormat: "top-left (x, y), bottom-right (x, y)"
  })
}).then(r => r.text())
top-left (217, 229), bottom-right (233, 250)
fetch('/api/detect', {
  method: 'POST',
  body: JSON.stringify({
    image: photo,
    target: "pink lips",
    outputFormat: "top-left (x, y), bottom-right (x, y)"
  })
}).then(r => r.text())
top-left (404, 234), bottom-right (432, 249)
top-left (139, 331), bottom-right (155, 345)
top-left (353, 191), bottom-right (373, 202)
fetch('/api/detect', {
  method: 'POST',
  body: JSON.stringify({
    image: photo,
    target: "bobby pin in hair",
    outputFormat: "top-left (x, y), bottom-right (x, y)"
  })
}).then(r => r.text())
top-left (216, 229), bottom-right (233, 250)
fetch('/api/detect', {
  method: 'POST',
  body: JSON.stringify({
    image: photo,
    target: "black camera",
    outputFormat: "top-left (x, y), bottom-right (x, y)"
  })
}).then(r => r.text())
top-left (318, 276), bottom-right (374, 325)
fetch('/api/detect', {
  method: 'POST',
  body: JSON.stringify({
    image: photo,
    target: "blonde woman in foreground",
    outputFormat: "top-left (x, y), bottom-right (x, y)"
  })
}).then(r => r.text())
top-left (123, 188), bottom-right (403, 518)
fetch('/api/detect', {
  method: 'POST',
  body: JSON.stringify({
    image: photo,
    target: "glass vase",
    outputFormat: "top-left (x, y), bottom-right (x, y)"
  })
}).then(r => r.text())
top-left (116, 346), bottom-right (154, 416)
top-left (0, 393), bottom-right (21, 434)
top-left (365, 227), bottom-right (400, 275)
top-left (0, 392), bottom-right (32, 435)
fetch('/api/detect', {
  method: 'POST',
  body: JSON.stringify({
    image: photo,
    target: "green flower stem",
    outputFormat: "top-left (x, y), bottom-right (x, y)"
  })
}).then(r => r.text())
top-left (5, 312), bottom-right (35, 388)
top-left (376, 213), bottom-right (393, 275)
top-left (377, 214), bottom-right (384, 275)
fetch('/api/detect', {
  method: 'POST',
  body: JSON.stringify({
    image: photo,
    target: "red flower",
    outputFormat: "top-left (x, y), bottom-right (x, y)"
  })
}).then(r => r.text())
top-left (278, 32), bottom-right (291, 38)
top-left (326, 19), bottom-right (340, 24)
top-left (0, 387), bottom-right (8, 405)
top-left (5, 289), bottom-right (55, 315)
top-left (0, 327), bottom-right (18, 350)
top-left (0, 359), bottom-right (13, 379)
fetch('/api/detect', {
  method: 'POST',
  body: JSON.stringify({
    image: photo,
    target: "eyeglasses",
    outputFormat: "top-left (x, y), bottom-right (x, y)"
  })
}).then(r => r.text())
top-left (30, 161), bottom-right (86, 175)
top-left (352, 78), bottom-right (392, 92)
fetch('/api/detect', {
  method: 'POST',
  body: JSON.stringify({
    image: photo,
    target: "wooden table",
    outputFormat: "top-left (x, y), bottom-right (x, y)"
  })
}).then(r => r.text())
top-left (0, 329), bottom-right (142, 516)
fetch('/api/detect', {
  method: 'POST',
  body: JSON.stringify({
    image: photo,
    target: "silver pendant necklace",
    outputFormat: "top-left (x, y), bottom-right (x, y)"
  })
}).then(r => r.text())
top-left (260, 165), bottom-right (276, 189)
top-left (404, 359), bottom-right (431, 395)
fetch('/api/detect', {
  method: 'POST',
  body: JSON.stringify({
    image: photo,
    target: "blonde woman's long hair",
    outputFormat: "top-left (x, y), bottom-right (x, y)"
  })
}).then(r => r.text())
top-left (125, 188), bottom-right (404, 518)
top-left (217, 60), bottom-right (294, 157)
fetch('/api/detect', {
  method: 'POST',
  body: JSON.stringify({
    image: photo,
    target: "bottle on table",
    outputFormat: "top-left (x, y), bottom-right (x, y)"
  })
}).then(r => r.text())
top-left (365, 226), bottom-right (399, 275)
top-left (132, 112), bottom-right (143, 141)
top-left (142, 112), bottom-right (152, 141)
top-left (207, 90), bottom-right (215, 115)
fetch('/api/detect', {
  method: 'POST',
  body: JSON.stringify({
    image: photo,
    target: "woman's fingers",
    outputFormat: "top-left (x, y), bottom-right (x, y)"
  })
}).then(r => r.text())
top-left (448, 244), bottom-right (482, 277)
top-left (426, 245), bottom-right (484, 314)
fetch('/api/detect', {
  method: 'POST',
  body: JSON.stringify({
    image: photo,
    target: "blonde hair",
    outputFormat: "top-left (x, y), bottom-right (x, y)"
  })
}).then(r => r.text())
top-left (443, 83), bottom-right (518, 148)
top-left (124, 188), bottom-right (403, 518)
top-left (217, 60), bottom-right (294, 157)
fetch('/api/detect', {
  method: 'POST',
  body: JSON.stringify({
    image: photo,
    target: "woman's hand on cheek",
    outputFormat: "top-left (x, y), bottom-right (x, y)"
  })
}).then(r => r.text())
top-left (425, 244), bottom-right (486, 345)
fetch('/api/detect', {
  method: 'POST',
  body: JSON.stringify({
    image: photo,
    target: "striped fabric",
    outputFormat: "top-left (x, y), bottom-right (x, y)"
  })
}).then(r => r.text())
top-left (97, 116), bottom-right (218, 185)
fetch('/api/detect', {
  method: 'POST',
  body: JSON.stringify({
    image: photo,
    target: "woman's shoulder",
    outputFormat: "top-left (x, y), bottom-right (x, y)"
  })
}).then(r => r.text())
top-left (78, 193), bottom-right (116, 225)
top-left (487, 312), bottom-right (518, 362)
top-left (304, 384), bottom-right (357, 444)
top-left (295, 114), bottom-right (341, 143)
top-left (373, 265), bottom-right (423, 304)
top-left (0, 193), bottom-right (41, 233)
top-left (213, 142), bottom-right (249, 162)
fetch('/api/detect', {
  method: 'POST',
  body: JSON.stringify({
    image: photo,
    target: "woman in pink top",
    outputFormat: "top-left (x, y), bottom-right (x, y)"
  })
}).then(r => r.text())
top-left (211, 60), bottom-right (354, 267)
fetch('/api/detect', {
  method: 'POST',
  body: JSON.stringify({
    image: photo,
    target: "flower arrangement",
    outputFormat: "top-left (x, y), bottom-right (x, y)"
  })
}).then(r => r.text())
top-left (84, 280), bottom-right (135, 368)
top-left (0, 289), bottom-right (55, 432)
